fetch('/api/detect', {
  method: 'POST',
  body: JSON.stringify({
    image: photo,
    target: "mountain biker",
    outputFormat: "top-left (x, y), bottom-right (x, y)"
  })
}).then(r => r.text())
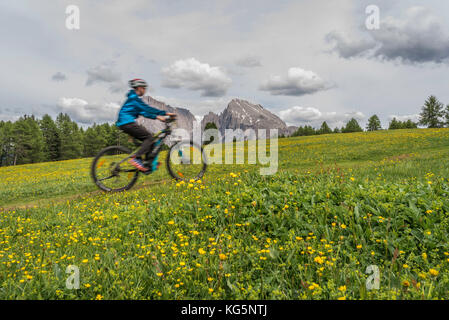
top-left (116, 78), bottom-right (176, 172)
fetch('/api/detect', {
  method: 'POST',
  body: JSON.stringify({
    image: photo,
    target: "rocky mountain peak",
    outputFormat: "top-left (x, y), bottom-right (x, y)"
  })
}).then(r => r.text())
top-left (138, 95), bottom-right (197, 135)
top-left (136, 95), bottom-right (292, 140)
top-left (203, 98), bottom-right (289, 137)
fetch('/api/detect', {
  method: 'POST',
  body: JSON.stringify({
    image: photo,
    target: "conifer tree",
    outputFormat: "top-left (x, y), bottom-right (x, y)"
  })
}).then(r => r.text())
top-left (419, 95), bottom-right (444, 128)
top-left (366, 115), bottom-right (382, 131)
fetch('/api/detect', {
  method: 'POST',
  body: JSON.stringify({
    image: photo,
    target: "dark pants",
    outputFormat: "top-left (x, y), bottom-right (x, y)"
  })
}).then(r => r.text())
top-left (119, 122), bottom-right (154, 158)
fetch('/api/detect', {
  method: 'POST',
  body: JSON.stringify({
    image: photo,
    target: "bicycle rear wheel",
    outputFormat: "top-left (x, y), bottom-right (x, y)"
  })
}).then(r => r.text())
top-left (91, 146), bottom-right (139, 192)
top-left (166, 141), bottom-right (207, 181)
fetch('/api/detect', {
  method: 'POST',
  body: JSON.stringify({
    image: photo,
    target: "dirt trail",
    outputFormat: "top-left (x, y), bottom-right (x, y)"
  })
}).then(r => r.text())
top-left (0, 179), bottom-right (170, 212)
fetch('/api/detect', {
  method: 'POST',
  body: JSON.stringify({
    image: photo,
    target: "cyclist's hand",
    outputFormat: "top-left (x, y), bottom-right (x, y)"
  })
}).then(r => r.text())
top-left (156, 115), bottom-right (166, 122)
top-left (166, 113), bottom-right (176, 118)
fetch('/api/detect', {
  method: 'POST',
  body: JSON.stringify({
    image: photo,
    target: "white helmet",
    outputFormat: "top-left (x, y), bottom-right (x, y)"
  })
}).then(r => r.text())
top-left (129, 78), bottom-right (148, 88)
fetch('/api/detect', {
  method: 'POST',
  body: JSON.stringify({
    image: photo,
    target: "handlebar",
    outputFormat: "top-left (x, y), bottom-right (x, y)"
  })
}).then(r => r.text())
top-left (165, 114), bottom-right (177, 123)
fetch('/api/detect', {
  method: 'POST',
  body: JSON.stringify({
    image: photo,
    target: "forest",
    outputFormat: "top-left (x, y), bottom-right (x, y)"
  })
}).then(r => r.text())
top-left (0, 95), bottom-right (446, 166)
top-left (0, 113), bottom-right (135, 166)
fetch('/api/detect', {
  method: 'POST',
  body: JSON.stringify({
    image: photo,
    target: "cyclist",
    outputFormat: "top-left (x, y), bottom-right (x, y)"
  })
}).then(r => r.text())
top-left (116, 78), bottom-right (176, 172)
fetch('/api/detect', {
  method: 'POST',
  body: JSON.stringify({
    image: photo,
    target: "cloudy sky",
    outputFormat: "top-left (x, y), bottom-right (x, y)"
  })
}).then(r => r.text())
top-left (1, 0), bottom-right (449, 129)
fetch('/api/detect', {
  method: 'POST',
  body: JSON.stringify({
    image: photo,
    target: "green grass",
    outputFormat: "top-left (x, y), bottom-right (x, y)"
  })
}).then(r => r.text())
top-left (0, 128), bottom-right (449, 299)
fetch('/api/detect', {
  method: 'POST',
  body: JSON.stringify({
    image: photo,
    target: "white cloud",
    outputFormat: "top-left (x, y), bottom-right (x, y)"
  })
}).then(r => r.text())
top-left (327, 6), bottom-right (449, 64)
top-left (57, 97), bottom-right (120, 124)
top-left (161, 58), bottom-right (232, 97)
top-left (325, 31), bottom-right (376, 59)
top-left (279, 106), bottom-right (323, 122)
top-left (259, 67), bottom-right (333, 96)
top-left (279, 105), bottom-right (365, 128)
top-left (388, 114), bottom-right (420, 122)
top-left (0, 113), bottom-right (20, 122)
top-left (86, 62), bottom-right (127, 93)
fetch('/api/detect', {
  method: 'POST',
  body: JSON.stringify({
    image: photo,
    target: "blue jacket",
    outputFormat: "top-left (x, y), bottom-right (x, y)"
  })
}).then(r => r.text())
top-left (116, 90), bottom-right (167, 127)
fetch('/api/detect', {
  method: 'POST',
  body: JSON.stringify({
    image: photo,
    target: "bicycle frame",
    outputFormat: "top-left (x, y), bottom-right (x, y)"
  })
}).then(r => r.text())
top-left (114, 119), bottom-right (176, 172)
top-left (92, 115), bottom-right (206, 191)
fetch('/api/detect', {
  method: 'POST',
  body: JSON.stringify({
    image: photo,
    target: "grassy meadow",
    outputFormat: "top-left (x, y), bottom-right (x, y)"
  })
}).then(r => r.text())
top-left (1, 128), bottom-right (449, 299)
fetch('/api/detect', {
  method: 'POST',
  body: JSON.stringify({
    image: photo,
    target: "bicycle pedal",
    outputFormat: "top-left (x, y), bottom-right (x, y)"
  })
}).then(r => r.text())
top-left (143, 170), bottom-right (153, 176)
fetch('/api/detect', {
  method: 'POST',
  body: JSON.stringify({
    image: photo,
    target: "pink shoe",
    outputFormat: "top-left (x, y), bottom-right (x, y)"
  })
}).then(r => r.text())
top-left (128, 157), bottom-right (150, 172)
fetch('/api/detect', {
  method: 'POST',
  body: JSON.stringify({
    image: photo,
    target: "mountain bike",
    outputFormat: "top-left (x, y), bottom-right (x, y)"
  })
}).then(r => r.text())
top-left (91, 115), bottom-right (207, 192)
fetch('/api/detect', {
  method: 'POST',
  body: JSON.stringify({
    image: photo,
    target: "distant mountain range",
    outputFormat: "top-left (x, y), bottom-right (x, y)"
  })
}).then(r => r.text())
top-left (139, 96), bottom-right (297, 140)
top-left (202, 98), bottom-right (298, 138)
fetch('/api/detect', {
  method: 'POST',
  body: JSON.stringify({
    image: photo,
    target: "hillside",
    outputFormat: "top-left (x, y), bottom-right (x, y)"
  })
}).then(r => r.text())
top-left (1, 128), bottom-right (449, 299)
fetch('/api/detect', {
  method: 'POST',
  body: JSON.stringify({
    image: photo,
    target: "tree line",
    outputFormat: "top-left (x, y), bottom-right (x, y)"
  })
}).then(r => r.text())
top-left (0, 113), bottom-right (135, 166)
top-left (1, 95), bottom-right (448, 166)
top-left (290, 95), bottom-right (447, 137)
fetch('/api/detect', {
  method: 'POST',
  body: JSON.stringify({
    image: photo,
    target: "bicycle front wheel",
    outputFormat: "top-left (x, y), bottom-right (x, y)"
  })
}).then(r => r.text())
top-left (166, 141), bottom-right (207, 181)
top-left (91, 146), bottom-right (139, 192)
